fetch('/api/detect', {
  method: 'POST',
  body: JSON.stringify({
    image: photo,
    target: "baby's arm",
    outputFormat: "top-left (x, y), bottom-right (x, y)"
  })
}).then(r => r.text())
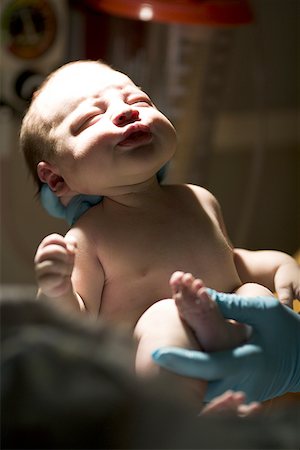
top-left (189, 185), bottom-right (299, 306)
top-left (35, 229), bottom-right (104, 315)
top-left (35, 233), bottom-right (85, 312)
top-left (234, 248), bottom-right (300, 306)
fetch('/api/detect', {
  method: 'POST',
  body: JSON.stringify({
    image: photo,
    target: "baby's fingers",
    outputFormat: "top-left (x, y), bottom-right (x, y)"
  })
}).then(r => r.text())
top-left (35, 258), bottom-right (74, 278)
top-left (35, 243), bottom-right (73, 265)
top-left (35, 234), bottom-right (77, 263)
top-left (35, 252), bottom-right (74, 296)
top-left (35, 234), bottom-right (78, 298)
top-left (35, 236), bottom-right (76, 288)
top-left (36, 233), bottom-right (67, 250)
top-left (37, 272), bottom-right (72, 298)
top-left (65, 235), bottom-right (78, 254)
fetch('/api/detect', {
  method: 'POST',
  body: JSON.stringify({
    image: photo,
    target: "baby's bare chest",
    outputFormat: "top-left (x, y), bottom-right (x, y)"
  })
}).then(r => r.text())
top-left (95, 211), bottom-right (239, 324)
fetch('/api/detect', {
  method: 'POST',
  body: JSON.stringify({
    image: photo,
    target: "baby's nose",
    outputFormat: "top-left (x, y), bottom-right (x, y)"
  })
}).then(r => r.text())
top-left (113, 108), bottom-right (139, 126)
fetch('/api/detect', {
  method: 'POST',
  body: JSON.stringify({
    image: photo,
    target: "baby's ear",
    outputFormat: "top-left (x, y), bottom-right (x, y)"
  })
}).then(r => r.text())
top-left (37, 161), bottom-right (69, 196)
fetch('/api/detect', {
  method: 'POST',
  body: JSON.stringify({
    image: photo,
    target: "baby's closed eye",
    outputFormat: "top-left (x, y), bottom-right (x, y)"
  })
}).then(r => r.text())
top-left (71, 108), bottom-right (103, 134)
top-left (127, 93), bottom-right (153, 107)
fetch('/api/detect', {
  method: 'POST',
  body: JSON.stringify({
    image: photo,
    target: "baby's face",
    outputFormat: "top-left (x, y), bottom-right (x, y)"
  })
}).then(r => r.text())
top-left (37, 62), bottom-right (176, 195)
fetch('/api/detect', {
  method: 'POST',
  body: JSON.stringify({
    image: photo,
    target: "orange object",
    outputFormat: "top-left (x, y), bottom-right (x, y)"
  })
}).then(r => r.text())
top-left (85, 0), bottom-right (254, 25)
top-left (293, 300), bottom-right (300, 313)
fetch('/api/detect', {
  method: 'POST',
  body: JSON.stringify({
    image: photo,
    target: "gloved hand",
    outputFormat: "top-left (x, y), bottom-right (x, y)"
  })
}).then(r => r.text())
top-left (152, 292), bottom-right (300, 403)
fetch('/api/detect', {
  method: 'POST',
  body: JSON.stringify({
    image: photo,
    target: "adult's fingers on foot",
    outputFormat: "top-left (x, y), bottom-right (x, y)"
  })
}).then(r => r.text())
top-left (205, 289), bottom-right (279, 325)
top-left (152, 344), bottom-right (263, 380)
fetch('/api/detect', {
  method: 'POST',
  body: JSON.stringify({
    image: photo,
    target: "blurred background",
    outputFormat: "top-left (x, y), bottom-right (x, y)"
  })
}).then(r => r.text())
top-left (0, 0), bottom-right (299, 289)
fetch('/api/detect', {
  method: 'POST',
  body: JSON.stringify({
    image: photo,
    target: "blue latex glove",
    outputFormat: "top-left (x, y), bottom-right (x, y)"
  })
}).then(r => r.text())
top-left (152, 291), bottom-right (300, 403)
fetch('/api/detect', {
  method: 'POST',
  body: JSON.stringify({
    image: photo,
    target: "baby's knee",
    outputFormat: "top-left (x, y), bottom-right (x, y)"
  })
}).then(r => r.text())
top-left (235, 283), bottom-right (273, 297)
top-left (134, 298), bottom-right (199, 367)
top-left (133, 299), bottom-right (205, 400)
top-left (134, 299), bottom-right (180, 341)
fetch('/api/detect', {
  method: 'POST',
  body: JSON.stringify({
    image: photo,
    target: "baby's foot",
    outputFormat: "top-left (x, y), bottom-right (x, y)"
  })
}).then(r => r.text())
top-left (170, 272), bottom-right (248, 352)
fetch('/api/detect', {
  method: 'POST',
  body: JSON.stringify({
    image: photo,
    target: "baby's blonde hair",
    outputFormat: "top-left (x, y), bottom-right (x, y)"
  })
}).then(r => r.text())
top-left (20, 59), bottom-right (111, 192)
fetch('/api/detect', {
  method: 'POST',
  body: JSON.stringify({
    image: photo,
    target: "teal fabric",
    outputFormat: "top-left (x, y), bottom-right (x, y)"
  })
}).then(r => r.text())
top-left (40, 184), bottom-right (102, 226)
top-left (40, 165), bottom-right (167, 226)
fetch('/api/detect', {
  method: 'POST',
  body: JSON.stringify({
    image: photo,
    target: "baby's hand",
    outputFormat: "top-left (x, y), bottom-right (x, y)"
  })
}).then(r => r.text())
top-left (274, 260), bottom-right (300, 307)
top-left (34, 233), bottom-right (77, 298)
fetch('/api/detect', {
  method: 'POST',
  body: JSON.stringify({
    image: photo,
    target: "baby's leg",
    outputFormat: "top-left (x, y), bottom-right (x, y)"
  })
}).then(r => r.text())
top-left (134, 297), bottom-right (262, 415)
top-left (170, 272), bottom-right (248, 352)
top-left (170, 272), bottom-right (273, 352)
top-left (234, 282), bottom-right (273, 298)
top-left (134, 299), bottom-right (207, 401)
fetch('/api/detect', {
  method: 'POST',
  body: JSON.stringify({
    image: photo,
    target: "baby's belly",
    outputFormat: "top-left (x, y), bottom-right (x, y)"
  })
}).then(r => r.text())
top-left (99, 257), bottom-right (239, 329)
top-left (99, 271), bottom-right (172, 328)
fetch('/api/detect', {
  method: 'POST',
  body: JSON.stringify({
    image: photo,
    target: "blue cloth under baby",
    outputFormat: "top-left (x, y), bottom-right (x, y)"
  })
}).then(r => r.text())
top-left (40, 166), bottom-right (167, 226)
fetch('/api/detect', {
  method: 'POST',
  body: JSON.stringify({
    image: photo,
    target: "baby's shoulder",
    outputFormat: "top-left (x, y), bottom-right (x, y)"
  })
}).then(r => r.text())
top-left (67, 207), bottom-right (103, 248)
top-left (186, 183), bottom-right (215, 200)
top-left (166, 183), bottom-right (218, 206)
